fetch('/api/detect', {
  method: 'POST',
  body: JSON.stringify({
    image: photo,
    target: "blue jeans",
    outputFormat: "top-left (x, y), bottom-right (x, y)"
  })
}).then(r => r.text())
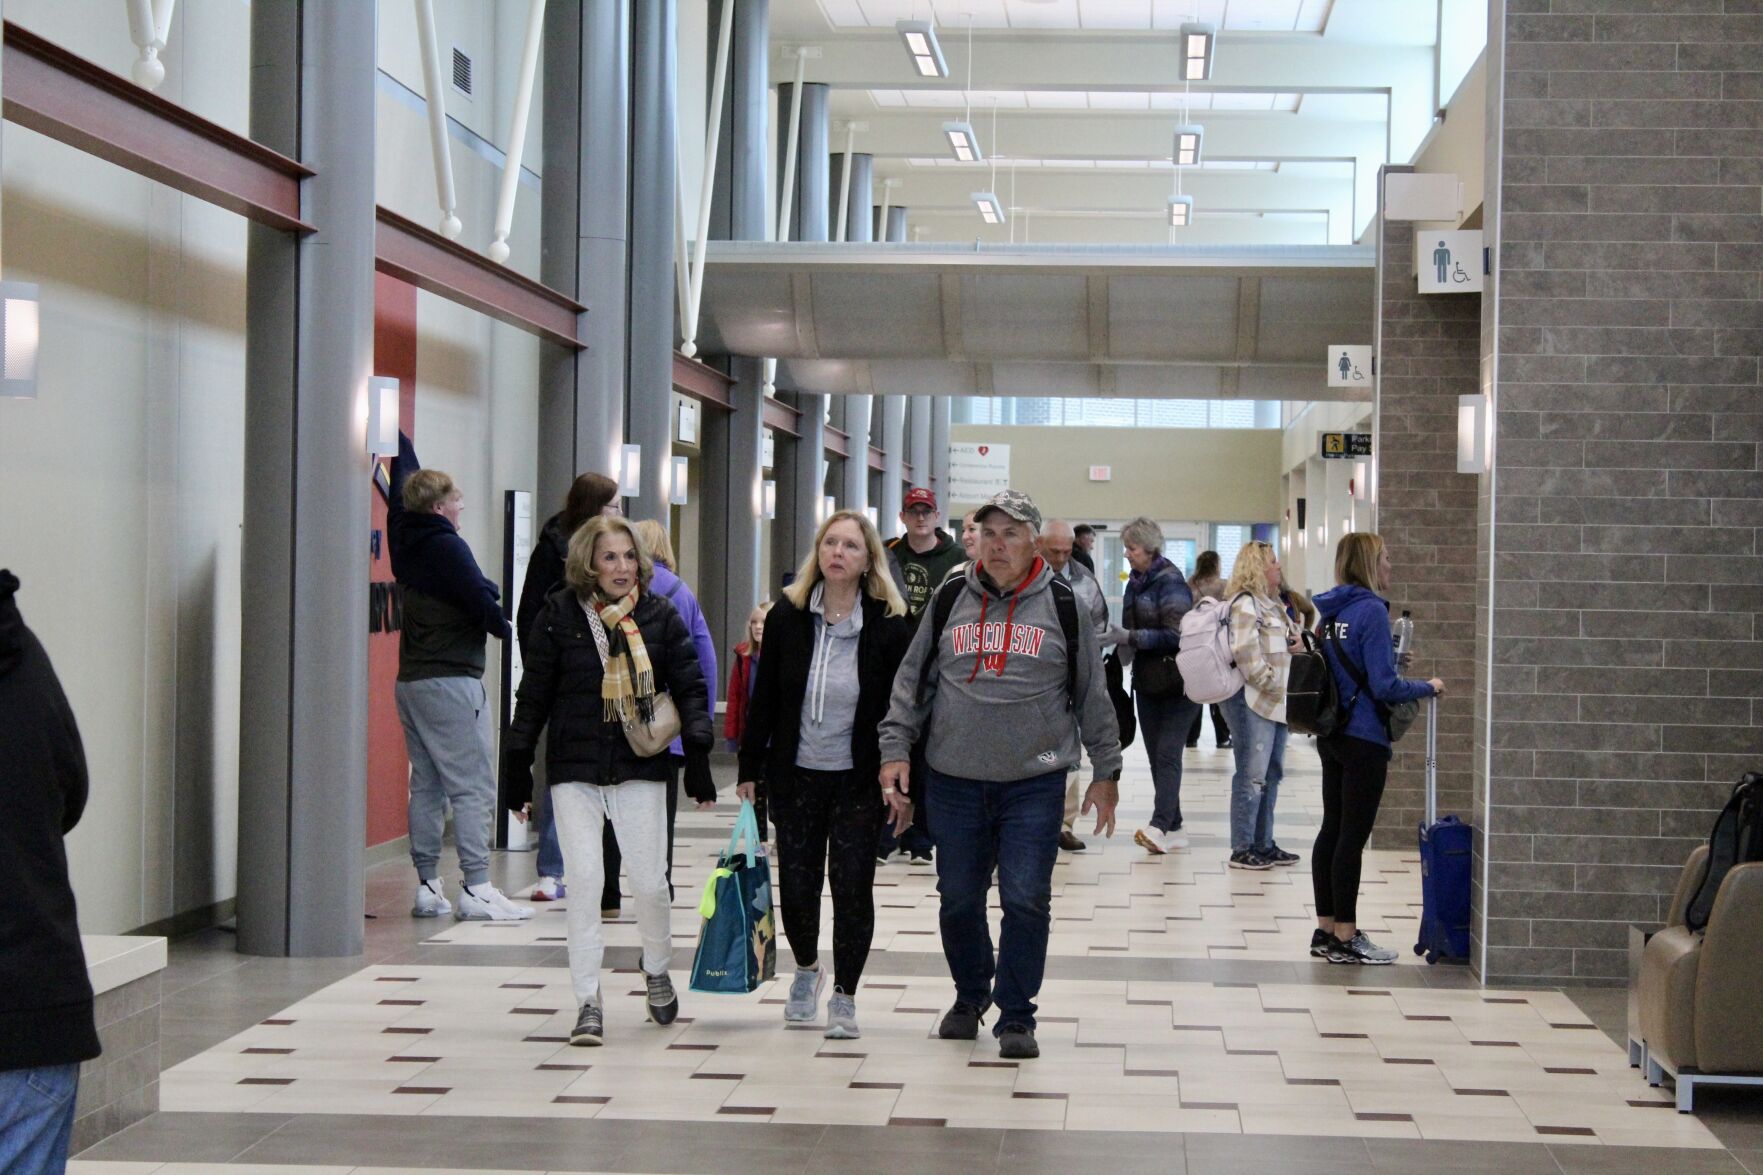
top-left (1136, 691), bottom-right (1199, 832)
top-left (925, 768), bottom-right (1064, 1031)
top-left (0, 1063), bottom-right (79, 1173)
top-left (1221, 689), bottom-right (1287, 854)
top-left (534, 786), bottom-right (565, 880)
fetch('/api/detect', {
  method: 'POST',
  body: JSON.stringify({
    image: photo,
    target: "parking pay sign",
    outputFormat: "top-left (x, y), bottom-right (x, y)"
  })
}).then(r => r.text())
top-left (1416, 230), bottom-right (1483, 293)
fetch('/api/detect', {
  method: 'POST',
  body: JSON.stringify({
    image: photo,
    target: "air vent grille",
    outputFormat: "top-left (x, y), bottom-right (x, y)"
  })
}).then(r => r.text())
top-left (451, 47), bottom-right (472, 96)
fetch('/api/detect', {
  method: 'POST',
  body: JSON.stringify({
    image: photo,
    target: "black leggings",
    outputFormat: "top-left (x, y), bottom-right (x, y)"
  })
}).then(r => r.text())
top-left (771, 766), bottom-right (884, 995)
top-left (1188, 704), bottom-right (1230, 746)
top-left (1312, 735), bottom-right (1390, 924)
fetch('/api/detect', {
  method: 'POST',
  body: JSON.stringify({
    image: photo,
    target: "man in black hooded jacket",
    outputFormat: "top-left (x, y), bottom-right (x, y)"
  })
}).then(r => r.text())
top-left (0, 570), bottom-right (99, 1172)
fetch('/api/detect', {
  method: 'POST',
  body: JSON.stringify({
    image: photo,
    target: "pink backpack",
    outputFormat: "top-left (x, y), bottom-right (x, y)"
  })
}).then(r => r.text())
top-left (1176, 594), bottom-right (1246, 705)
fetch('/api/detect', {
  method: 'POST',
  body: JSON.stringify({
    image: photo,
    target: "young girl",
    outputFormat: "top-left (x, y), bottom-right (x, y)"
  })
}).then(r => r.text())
top-left (725, 603), bottom-right (771, 751)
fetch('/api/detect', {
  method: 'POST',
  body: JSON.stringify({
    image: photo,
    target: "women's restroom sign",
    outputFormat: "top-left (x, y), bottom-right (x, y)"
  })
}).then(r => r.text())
top-left (1327, 345), bottom-right (1372, 388)
top-left (1416, 230), bottom-right (1484, 293)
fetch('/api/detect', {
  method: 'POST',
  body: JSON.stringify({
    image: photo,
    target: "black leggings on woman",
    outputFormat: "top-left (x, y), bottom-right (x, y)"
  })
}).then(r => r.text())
top-left (1312, 734), bottom-right (1390, 924)
top-left (771, 766), bottom-right (884, 995)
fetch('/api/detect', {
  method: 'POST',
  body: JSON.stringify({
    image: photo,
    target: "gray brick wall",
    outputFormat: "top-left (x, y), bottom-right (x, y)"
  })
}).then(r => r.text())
top-left (1373, 177), bottom-right (1482, 849)
top-left (1479, 0), bottom-right (1763, 984)
top-left (71, 973), bottom-right (161, 1153)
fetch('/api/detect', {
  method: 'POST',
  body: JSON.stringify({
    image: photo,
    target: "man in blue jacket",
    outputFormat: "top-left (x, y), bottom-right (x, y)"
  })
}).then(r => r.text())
top-left (389, 433), bottom-right (531, 923)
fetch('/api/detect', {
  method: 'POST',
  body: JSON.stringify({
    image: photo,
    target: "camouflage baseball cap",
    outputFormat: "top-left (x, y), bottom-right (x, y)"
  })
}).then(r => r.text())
top-left (973, 489), bottom-right (1042, 532)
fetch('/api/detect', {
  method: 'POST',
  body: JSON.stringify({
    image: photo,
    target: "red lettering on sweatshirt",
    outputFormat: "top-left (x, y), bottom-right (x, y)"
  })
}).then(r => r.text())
top-left (945, 621), bottom-right (1049, 661)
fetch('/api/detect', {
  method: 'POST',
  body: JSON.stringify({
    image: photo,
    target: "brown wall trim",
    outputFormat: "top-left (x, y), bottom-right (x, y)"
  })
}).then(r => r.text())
top-left (763, 397), bottom-right (800, 438)
top-left (868, 445), bottom-right (886, 472)
top-left (1, 21), bottom-right (313, 233)
top-left (672, 352), bottom-right (733, 409)
top-left (375, 208), bottom-right (584, 350)
top-left (823, 424), bottom-right (850, 459)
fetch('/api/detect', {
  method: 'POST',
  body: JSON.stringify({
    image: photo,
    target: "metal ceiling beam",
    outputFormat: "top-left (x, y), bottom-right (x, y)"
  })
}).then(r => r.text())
top-left (0, 20), bottom-right (312, 233)
top-left (673, 352), bottom-right (735, 409)
top-left (374, 207), bottom-right (585, 350)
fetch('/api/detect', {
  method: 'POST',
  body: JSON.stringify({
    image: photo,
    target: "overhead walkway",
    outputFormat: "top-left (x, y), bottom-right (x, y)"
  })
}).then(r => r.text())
top-left (697, 241), bottom-right (1376, 401)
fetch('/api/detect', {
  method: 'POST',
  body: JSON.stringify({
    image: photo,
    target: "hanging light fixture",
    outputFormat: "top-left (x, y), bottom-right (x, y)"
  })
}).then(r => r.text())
top-left (944, 17), bottom-right (983, 163)
top-left (1167, 194), bottom-right (1194, 227)
top-left (0, 282), bottom-right (42, 400)
top-left (896, 20), bottom-right (948, 78)
top-left (972, 192), bottom-right (1006, 225)
top-left (1179, 22), bottom-right (1217, 80)
top-left (1173, 124), bottom-right (1205, 167)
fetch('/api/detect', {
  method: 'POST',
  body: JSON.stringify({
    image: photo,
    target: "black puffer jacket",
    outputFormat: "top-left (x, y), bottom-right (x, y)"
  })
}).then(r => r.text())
top-left (737, 592), bottom-right (911, 787)
top-left (0, 570), bottom-right (100, 1070)
top-left (516, 511), bottom-right (571, 658)
top-left (503, 584), bottom-right (714, 807)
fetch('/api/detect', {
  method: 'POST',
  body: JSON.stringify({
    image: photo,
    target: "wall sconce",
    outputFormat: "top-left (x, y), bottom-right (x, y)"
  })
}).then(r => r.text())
top-left (619, 443), bottom-right (642, 497)
top-left (1351, 460), bottom-right (1367, 501)
top-left (762, 479), bottom-right (777, 519)
top-left (1, 281), bottom-right (42, 399)
top-left (670, 455), bottom-right (689, 506)
top-left (1457, 393), bottom-right (1489, 474)
top-left (823, 495), bottom-right (837, 521)
top-left (863, 505), bottom-right (878, 528)
top-left (367, 376), bottom-right (400, 457)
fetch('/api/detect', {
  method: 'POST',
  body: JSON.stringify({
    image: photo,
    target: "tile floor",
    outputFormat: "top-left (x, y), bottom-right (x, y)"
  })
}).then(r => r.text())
top-left (76, 739), bottom-right (1763, 1173)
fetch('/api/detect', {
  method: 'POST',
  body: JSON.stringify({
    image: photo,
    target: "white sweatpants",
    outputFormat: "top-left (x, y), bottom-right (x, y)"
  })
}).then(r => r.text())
top-left (550, 780), bottom-right (672, 1005)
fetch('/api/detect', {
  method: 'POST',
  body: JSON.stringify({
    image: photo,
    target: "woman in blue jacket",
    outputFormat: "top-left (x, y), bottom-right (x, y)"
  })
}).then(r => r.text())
top-left (1311, 533), bottom-right (1444, 965)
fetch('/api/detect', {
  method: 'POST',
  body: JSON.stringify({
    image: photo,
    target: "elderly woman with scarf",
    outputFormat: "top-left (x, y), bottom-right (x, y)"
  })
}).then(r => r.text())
top-left (502, 515), bottom-right (716, 1048)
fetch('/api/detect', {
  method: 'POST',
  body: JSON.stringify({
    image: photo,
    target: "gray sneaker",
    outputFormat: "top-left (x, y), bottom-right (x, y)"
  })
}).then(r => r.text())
top-left (570, 1001), bottom-right (603, 1046)
top-left (824, 993), bottom-right (860, 1040)
top-left (644, 970), bottom-right (679, 1025)
top-left (1328, 931), bottom-right (1399, 966)
top-left (784, 965), bottom-right (827, 1022)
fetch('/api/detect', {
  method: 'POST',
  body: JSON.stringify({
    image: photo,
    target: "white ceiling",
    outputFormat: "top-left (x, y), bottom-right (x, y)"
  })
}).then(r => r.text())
top-left (868, 89), bottom-right (1314, 113)
top-left (812, 0), bottom-right (1336, 33)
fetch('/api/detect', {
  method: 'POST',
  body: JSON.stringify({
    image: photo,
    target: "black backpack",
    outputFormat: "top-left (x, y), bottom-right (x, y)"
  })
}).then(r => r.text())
top-left (1284, 628), bottom-right (1341, 737)
top-left (924, 573), bottom-right (1081, 708)
top-left (1686, 773), bottom-right (1763, 932)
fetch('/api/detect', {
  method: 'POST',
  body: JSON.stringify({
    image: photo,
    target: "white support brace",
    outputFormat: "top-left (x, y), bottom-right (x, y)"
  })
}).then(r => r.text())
top-left (487, 0), bottom-right (547, 264)
top-left (679, 0), bottom-right (736, 358)
top-left (878, 177), bottom-right (896, 238)
top-left (674, 137), bottom-right (694, 347)
top-left (125, 0), bottom-right (176, 90)
top-left (413, 0), bottom-right (462, 239)
top-left (833, 121), bottom-right (856, 244)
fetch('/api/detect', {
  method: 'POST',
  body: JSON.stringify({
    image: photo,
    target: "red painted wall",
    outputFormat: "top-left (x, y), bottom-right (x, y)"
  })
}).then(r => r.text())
top-left (368, 274), bottom-right (419, 847)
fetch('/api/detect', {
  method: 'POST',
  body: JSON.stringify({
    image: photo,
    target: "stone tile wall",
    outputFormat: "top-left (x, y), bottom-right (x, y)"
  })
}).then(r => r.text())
top-left (1374, 179), bottom-right (1483, 848)
top-left (1479, 0), bottom-right (1763, 983)
top-left (71, 972), bottom-right (161, 1152)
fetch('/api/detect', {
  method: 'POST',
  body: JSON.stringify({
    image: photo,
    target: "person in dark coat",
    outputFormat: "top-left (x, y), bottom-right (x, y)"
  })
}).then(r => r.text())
top-left (737, 511), bottom-right (912, 1041)
top-left (502, 516), bottom-right (716, 1048)
top-left (516, 471), bottom-right (619, 905)
top-left (0, 570), bottom-right (99, 1174)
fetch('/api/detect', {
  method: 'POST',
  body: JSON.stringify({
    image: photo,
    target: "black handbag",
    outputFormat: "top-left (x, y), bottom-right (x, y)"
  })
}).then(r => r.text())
top-left (1104, 650), bottom-right (1136, 748)
top-left (1132, 649), bottom-right (1185, 700)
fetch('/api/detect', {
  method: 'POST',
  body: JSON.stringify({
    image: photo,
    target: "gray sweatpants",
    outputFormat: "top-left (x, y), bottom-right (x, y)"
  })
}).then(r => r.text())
top-left (396, 676), bottom-right (495, 887)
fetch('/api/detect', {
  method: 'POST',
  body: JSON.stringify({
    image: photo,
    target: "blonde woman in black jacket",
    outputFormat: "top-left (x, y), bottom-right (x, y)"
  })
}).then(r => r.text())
top-left (737, 510), bottom-right (910, 1040)
top-left (502, 516), bottom-right (715, 1048)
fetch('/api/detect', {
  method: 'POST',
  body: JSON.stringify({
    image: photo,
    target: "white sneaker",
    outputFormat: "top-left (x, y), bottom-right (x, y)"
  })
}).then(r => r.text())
top-left (531, 876), bottom-right (565, 902)
top-left (411, 879), bottom-right (451, 918)
top-left (456, 883), bottom-right (534, 921)
top-left (1164, 828), bottom-right (1190, 851)
top-left (1134, 828), bottom-right (1167, 855)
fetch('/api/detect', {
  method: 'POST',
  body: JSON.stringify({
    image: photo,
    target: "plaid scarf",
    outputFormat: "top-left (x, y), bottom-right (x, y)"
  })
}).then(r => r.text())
top-left (592, 589), bottom-right (657, 725)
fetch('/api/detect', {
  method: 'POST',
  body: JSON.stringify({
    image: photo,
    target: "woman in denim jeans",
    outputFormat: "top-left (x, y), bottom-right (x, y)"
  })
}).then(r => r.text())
top-left (1218, 541), bottom-right (1301, 872)
top-left (1121, 517), bottom-right (1198, 855)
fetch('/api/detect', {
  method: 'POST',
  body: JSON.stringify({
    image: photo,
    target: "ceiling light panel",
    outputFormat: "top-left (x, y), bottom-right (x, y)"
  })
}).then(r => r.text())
top-left (1179, 22), bottom-right (1217, 80)
top-left (827, 0), bottom-right (1330, 32)
top-left (972, 191), bottom-right (1007, 225)
top-left (1173, 123), bottom-right (1205, 166)
top-left (1167, 194), bottom-right (1195, 226)
top-left (865, 89), bottom-right (1302, 111)
top-left (895, 20), bottom-right (949, 78)
top-left (943, 120), bottom-right (983, 163)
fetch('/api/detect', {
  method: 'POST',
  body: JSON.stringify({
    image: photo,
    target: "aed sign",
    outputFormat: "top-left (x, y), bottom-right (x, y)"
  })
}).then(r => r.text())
top-left (1416, 230), bottom-right (1484, 293)
top-left (1320, 432), bottom-right (1372, 459)
top-left (1088, 465), bottom-right (1112, 482)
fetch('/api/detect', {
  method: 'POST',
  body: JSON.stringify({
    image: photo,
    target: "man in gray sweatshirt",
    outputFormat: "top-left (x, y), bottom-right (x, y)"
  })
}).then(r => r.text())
top-left (878, 489), bottom-right (1122, 1060)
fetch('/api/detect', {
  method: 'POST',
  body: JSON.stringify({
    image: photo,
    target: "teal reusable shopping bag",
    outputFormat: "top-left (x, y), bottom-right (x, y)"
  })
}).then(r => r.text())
top-left (688, 800), bottom-right (776, 994)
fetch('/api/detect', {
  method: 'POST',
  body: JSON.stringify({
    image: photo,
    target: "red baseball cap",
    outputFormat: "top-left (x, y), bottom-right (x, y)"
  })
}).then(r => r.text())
top-left (902, 487), bottom-right (938, 512)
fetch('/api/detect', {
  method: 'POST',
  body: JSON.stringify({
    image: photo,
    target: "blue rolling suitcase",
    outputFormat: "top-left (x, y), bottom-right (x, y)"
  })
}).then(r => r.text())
top-left (1415, 699), bottom-right (1471, 963)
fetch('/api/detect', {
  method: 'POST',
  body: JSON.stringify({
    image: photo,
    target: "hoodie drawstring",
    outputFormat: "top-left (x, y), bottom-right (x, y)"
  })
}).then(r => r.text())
top-left (966, 557), bottom-right (1043, 683)
top-left (809, 613), bottom-right (832, 725)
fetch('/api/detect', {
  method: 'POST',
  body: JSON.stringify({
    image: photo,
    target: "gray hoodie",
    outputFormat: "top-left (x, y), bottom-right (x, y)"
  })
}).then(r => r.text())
top-left (878, 559), bottom-right (1123, 783)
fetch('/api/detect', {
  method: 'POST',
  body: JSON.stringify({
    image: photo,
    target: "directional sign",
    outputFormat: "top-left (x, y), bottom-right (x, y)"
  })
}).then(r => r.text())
top-left (1320, 432), bottom-right (1372, 459)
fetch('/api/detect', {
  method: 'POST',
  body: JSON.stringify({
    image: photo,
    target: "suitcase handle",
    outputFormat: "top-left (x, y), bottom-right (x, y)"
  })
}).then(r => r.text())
top-left (1424, 696), bottom-right (1439, 827)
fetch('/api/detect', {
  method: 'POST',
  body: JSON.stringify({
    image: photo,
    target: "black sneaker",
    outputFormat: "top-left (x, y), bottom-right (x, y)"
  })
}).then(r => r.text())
top-left (909, 849), bottom-right (934, 864)
top-left (644, 970), bottom-right (680, 1025)
top-left (997, 1022), bottom-right (1039, 1060)
top-left (570, 1002), bottom-right (604, 1046)
top-left (1262, 844), bottom-right (1300, 866)
top-left (1309, 929), bottom-right (1337, 958)
top-left (1217, 738), bottom-right (1232, 749)
top-left (937, 1000), bottom-right (990, 1040)
top-left (1228, 850), bottom-right (1273, 871)
top-left (1327, 931), bottom-right (1398, 966)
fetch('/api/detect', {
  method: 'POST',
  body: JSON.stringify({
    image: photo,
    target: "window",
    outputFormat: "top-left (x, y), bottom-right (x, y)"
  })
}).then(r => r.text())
top-left (1212, 524), bottom-right (1249, 579)
top-left (1438, 0), bottom-right (1486, 108)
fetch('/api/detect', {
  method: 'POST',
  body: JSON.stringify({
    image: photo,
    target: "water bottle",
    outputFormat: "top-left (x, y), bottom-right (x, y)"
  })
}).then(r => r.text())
top-left (1392, 610), bottom-right (1414, 665)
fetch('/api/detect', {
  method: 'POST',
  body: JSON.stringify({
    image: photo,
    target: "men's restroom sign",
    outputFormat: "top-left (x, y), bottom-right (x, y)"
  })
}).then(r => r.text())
top-left (1327, 344), bottom-right (1373, 388)
top-left (1416, 229), bottom-right (1484, 293)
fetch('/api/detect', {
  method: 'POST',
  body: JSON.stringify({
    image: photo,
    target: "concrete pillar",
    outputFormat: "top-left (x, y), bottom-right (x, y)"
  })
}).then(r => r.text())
top-left (774, 391), bottom-right (826, 575)
top-left (930, 396), bottom-right (951, 503)
top-left (842, 394), bottom-right (872, 516)
top-left (829, 152), bottom-right (874, 243)
top-left (878, 395), bottom-right (906, 539)
top-left (709, 0), bottom-right (769, 243)
top-left (907, 396), bottom-right (932, 495)
top-left (776, 82), bottom-right (829, 244)
top-left (540, 0), bottom-right (628, 504)
top-left (876, 205), bottom-right (907, 243)
top-left (625, 0), bottom-right (676, 522)
top-left (237, 0), bottom-right (376, 957)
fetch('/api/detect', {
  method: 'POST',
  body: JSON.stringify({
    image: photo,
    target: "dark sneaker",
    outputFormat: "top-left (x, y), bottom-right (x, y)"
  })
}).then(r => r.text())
top-left (909, 849), bottom-right (934, 864)
top-left (570, 1002), bottom-right (604, 1046)
top-left (1217, 738), bottom-right (1232, 749)
top-left (997, 1023), bottom-right (1039, 1060)
top-left (1058, 830), bottom-right (1086, 852)
top-left (644, 969), bottom-right (680, 1024)
top-left (1327, 931), bottom-right (1398, 966)
top-left (1262, 844), bottom-right (1300, 866)
top-left (1309, 929), bottom-right (1337, 958)
top-left (1229, 850), bottom-right (1273, 871)
top-left (1185, 741), bottom-right (1200, 749)
top-left (937, 1000), bottom-right (990, 1040)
